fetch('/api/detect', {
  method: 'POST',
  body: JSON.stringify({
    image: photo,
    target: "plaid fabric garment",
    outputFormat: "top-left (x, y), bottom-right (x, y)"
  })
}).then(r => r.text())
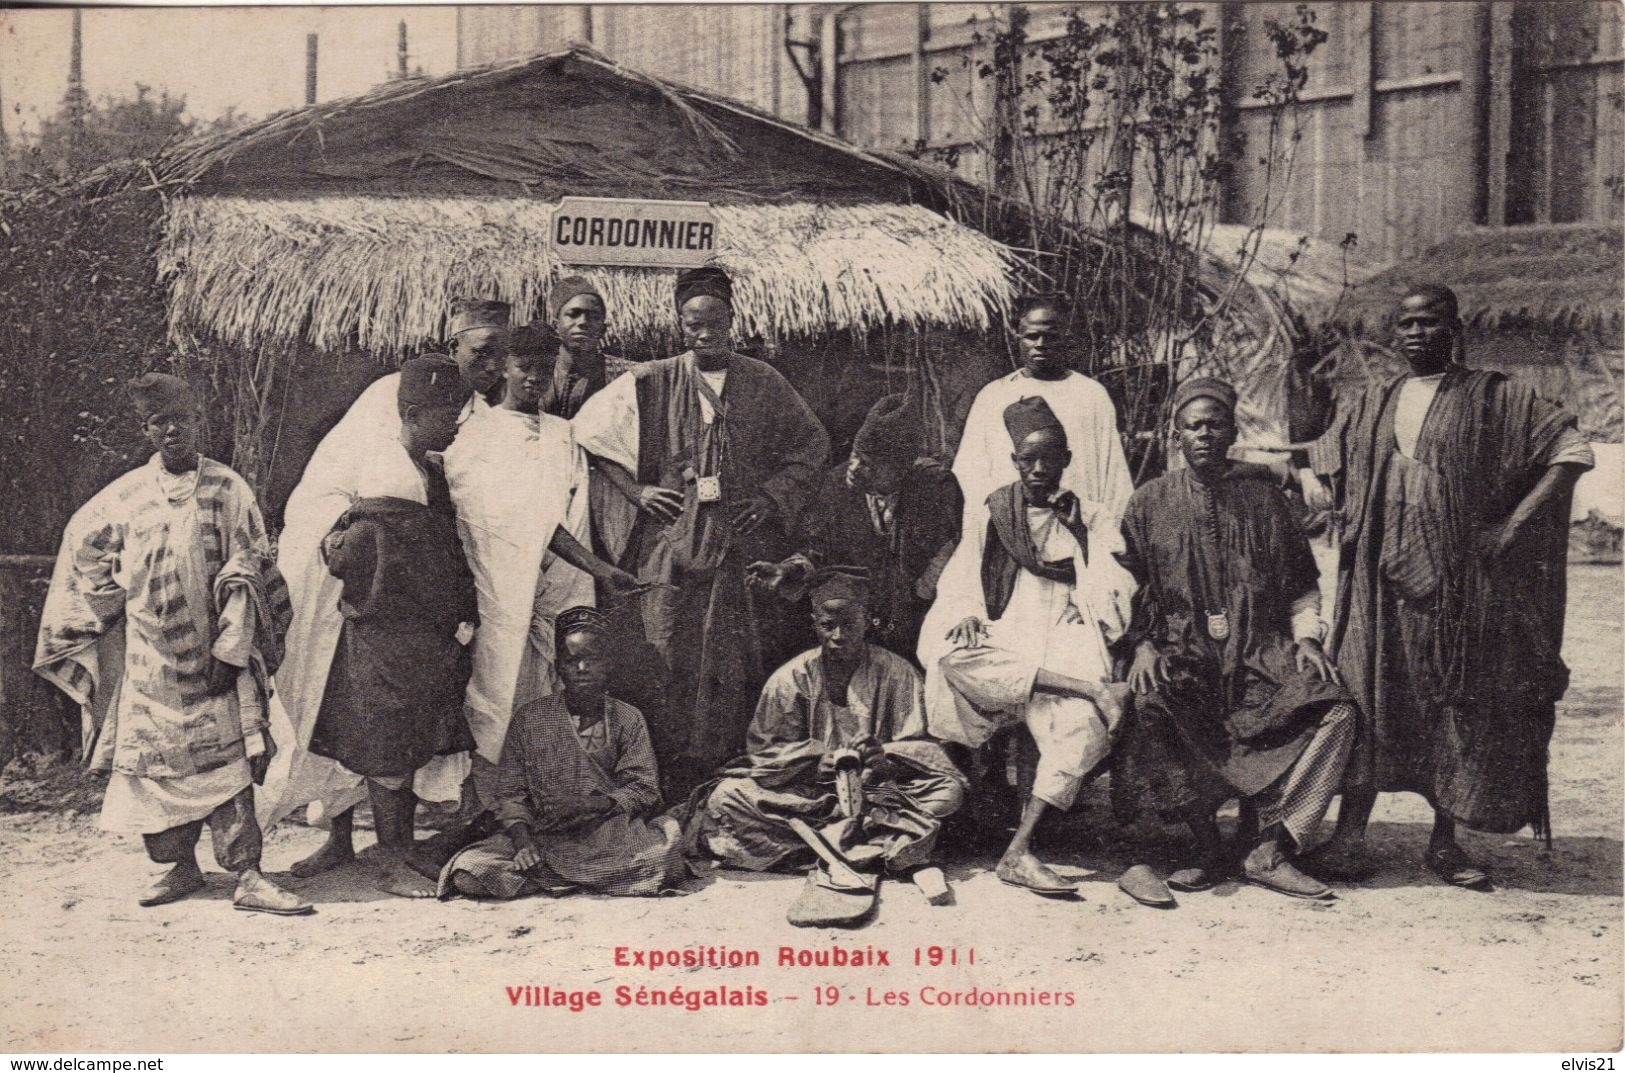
top-left (35, 456), bottom-right (285, 779)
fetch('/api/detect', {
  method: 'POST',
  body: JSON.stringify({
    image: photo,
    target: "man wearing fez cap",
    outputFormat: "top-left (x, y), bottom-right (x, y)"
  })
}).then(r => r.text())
top-left (919, 395), bottom-right (1137, 897)
top-left (688, 566), bottom-right (967, 901)
top-left (35, 372), bottom-right (310, 914)
top-left (446, 298), bottom-right (511, 407)
top-left (952, 293), bottom-right (1133, 541)
top-left (1112, 375), bottom-right (1356, 901)
top-left (750, 392), bottom-right (962, 661)
top-left (259, 336), bottom-right (485, 868)
top-left (575, 264), bottom-right (830, 801)
top-left (280, 356), bottom-right (481, 897)
top-left (1287, 283), bottom-right (1593, 888)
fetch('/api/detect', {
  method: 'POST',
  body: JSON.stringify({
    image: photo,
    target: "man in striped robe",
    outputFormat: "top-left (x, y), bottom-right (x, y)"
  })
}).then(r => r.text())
top-left (34, 374), bottom-right (310, 914)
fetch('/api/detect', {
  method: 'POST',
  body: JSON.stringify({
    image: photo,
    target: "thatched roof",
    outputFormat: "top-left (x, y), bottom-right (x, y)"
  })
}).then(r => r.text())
top-left (146, 46), bottom-right (976, 209)
top-left (159, 197), bottom-right (1015, 355)
top-left (1334, 224), bottom-right (1624, 339)
top-left (125, 45), bottom-right (1023, 355)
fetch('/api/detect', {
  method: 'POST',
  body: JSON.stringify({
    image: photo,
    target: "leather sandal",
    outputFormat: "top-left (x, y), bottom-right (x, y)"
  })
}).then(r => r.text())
top-left (1117, 864), bottom-right (1176, 908)
top-left (1167, 859), bottom-right (1224, 892)
top-left (1426, 845), bottom-right (1491, 889)
top-left (996, 855), bottom-right (1080, 897)
top-left (1243, 844), bottom-right (1334, 900)
top-left (233, 872), bottom-right (316, 916)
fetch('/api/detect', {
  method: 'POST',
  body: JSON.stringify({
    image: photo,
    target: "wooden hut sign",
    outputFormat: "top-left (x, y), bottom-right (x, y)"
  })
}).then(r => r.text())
top-left (550, 196), bottom-right (717, 268)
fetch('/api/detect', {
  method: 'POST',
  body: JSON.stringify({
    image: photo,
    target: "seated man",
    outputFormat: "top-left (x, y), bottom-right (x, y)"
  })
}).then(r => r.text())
top-left (306, 357), bottom-right (480, 898)
top-left (920, 397), bottom-right (1134, 897)
top-left (438, 607), bottom-right (687, 899)
top-left (1113, 377), bottom-right (1356, 900)
top-left (687, 568), bottom-right (966, 881)
top-left (748, 392), bottom-right (962, 663)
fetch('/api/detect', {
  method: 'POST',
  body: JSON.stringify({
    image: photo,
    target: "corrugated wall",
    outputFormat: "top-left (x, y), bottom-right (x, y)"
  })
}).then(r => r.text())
top-left (456, 3), bottom-right (1624, 263)
top-left (457, 4), bottom-right (808, 119)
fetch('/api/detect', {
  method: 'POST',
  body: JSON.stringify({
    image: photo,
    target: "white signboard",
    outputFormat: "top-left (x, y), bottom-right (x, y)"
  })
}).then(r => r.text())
top-left (549, 196), bottom-right (718, 268)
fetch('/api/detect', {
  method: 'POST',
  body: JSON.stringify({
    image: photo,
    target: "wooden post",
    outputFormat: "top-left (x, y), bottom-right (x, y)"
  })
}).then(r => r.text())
top-left (397, 19), bottom-right (409, 80)
top-left (1486, 2), bottom-right (1514, 225)
top-left (820, 6), bottom-right (841, 135)
top-left (913, 3), bottom-right (930, 147)
top-left (1351, 3), bottom-right (1374, 140)
top-left (1460, 3), bottom-right (1492, 225)
top-left (305, 33), bottom-right (318, 105)
top-left (770, 4), bottom-right (786, 117)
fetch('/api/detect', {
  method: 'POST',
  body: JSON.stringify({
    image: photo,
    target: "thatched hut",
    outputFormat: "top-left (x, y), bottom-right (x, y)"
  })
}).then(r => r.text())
top-left (1328, 223), bottom-right (1624, 554)
top-left (1330, 224), bottom-right (1622, 442)
top-left (134, 47), bottom-right (1034, 518)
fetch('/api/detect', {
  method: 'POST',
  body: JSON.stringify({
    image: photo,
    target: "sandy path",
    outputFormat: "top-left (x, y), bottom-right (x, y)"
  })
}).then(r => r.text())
top-left (3, 566), bottom-right (1620, 1053)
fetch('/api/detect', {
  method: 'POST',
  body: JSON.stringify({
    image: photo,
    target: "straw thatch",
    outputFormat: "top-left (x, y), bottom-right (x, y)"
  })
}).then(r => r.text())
top-left (142, 46), bottom-right (978, 212)
top-left (1334, 224), bottom-right (1624, 339)
top-left (159, 196), bottom-right (1016, 356)
top-left (1179, 224), bottom-right (1377, 445)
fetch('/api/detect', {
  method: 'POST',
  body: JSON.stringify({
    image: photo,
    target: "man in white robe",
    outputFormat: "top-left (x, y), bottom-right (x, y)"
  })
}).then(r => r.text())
top-left (953, 294), bottom-right (1134, 530)
top-left (445, 343), bottom-right (640, 806)
top-left (259, 299), bottom-right (508, 876)
top-left (921, 396), bottom-right (1136, 896)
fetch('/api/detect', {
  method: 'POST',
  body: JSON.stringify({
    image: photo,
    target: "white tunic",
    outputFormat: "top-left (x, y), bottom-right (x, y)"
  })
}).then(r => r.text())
top-left (444, 406), bottom-right (595, 763)
top-left (952, 369), bottom-right (1134, 529)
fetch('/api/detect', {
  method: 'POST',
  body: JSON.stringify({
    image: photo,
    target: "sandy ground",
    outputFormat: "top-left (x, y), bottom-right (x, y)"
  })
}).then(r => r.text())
top-left (2, 565), bottom-right (1621, 1054)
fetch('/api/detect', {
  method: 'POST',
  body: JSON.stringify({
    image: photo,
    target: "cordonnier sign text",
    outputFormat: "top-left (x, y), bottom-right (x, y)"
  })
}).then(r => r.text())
top-left (550, 197), bottom-right (718, 269)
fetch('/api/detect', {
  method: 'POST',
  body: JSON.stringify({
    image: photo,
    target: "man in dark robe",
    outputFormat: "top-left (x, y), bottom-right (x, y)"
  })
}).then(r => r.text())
top-left (308, 356), bottom-right (480, 897)
top-left (1113, 377), bottom-right (1356, 901)
top-left (686, 569), bottom-right (966, 882)
top-left (1296, 284), bottom-right (1593, 888)
top-left (573, 266), bottom-right (830, 800)
top-left (437, 606), bottom-right (687, 899)
top-left (748, 393), bottom-right (962, 662)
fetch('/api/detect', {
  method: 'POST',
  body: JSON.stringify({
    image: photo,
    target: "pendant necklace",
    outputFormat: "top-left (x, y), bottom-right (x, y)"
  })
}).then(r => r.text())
top-left (1201, 482), bottom-right (1231, 642)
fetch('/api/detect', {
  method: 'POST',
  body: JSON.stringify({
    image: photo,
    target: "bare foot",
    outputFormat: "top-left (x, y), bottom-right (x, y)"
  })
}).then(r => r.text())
top-left (290, 833), bottom-right (356, 878)
top-left (378, 860), bottom-right (437, 898)
top-left (139, 860), bottom-right (205, 907)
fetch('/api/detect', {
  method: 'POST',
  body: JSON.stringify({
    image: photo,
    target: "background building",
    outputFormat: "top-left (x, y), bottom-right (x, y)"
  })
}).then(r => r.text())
top-left (457, 2), bottom-right (1624, 264)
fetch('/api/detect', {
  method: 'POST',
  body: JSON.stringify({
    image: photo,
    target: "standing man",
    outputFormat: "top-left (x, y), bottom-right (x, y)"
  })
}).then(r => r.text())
top-left (953, 294), bottom-right (1134, 530)
top-left (920, 397), bottom-right (1136, 897)
top-left (748, 393), bottom-right (963, 661)
top-left (1113, 378), bottom-right (1356, 901)
top-left (34, 373), bottom-right (310, 915)
top-left (261, 297), bottom-right (508, 868)
top-left (1301, 284), bottom-right (1593, 888)
top-left (573, 266), bottom-right (830, 800)
top-left (444, 341), bottom-right (641, 809)
top-left (303, 357), bottom-right (481, 898)
top-left (536, 276), bottom-right (627, 420)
